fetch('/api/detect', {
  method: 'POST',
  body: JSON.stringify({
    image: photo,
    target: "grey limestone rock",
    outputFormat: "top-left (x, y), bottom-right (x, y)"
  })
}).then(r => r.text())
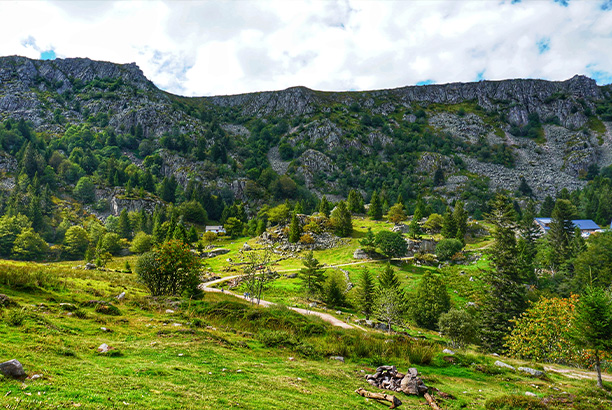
top-left (0, 359), bottom-right (26, 379)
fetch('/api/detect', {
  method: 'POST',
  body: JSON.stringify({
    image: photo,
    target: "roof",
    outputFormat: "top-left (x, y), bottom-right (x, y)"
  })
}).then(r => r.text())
top-left (534, 218), bottom-right (599, 231)
top-left (205, 226), bottom-right (224, 230)
top-left (572, 220), bottom-right (600, 230)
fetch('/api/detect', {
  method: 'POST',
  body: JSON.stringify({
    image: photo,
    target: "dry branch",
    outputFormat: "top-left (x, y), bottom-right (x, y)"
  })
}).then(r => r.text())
top-left (424, 392), bottom-right (442, 410)
top-left (355, 388), bottom-right (402, 409)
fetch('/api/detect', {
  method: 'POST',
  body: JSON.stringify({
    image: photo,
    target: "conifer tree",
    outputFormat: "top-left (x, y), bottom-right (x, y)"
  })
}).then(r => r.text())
top-left (453, 201), bottom-right (468, 244)
top-left (441, 206), bottom-right (456, 239)
top-left (187, 225), bottom-right (199, 244)
top-left (412, 272), bottom-right (450, 330)
top-left (319, 195), bottom-right (331, 218)
top-left (540, 195), bottom-right (555, 217)
top-left (347, 189), bottom-right (365, 214)
top-left (331, 201), bottom-right (352, 237)
top-left (118, 209), bottom-right (132, 240)
top-left (288, 213), bottom-right (301, 243)
top-left (480, 194), bottom-right (526, 352)
top-left (356, 267), bottom-right (376, 319)
top-left (378, 263), bottom-right (401, 291)
top-left (299, 251), bottom-right (327, 302)
top-left (172, 223), bottom-right (187, 244)
top-left (359, 228), bottom-right (377, 253)
top-left (369, 190), bottom-right (383, 220)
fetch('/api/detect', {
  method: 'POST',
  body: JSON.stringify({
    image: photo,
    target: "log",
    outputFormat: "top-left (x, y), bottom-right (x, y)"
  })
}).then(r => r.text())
top-left (355, 388), bottom-right (402, 409)
top-left (424, 392), bottom-right (442, 410)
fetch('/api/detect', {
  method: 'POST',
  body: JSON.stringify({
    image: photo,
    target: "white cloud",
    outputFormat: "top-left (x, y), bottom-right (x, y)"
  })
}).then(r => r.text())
top-left (0, 0), bottom-right (611, 96)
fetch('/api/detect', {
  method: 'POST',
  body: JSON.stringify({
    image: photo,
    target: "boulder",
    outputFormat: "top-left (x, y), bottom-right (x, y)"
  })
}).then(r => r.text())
top-left (0, 294), bottom-right (18, 308)
top-left (494, 360), bottom-right (516, 371)
top-left (285, 273), bottom-right (298, 279)
top-left (353, 248), bottom-right (368, 259)
top-left (518, 367), bottom-right (544, 377)
top-left (0, 359), bottom-right (26, 379)
top-left (97, 343), bottom-right (111, 353)
top-left (442, 348), bottom-right (455, 355)
top-left (329, 356), bottom-right (345, 363)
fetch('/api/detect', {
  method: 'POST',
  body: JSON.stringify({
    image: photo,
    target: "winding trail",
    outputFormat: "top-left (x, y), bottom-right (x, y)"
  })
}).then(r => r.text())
top-left (199, 275), bottom-right (364, 331)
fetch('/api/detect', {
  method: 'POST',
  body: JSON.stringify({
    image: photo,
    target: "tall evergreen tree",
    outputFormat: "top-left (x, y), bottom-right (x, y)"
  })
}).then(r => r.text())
top-left (288, 213), bottom-right (301, 243)
top-left (299, 251), bottom-right (327, 302)
top-left (540, 195), bottom-right (555, 217)
top-left (378, 263), bottom-right (401, 291)
top-left (548, 199), bottom-right (577, 263)
top-left (356, 268), bottom-right (376, 319)
top-left (319, 195), bottom-right (331, 218)
top-left (331, 201), bottom-right (352, 237)
top-left (369, 190), bottom-right (383, 220)
top-left (453, 201), bottom-right (468, 244)
top-left (441, 206), bottom-right (456, 239)
top-left (347, 189), bottom-right (365, 214)
top-left (480, 194), bottom-right (526, 352)
top-left (412, 272), bottom-right (451, 330)
top-left (118, 209), bottom-right (132, 240)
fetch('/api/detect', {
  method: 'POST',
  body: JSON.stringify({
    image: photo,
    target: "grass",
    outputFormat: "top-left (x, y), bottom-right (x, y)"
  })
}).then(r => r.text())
top-left (1, 217), bottom-right (611, 409)
top-left (1, 259), bottom-right (611, 409)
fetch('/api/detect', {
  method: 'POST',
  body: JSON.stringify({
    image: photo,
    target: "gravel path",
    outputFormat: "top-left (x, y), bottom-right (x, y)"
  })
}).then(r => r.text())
top-left (200, 275), bottom-right (359, 330)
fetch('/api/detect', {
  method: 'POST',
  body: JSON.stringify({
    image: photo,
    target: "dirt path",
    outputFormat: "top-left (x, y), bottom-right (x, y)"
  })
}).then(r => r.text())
top-left (199, 276), bottom-right (360, 330)
top-left (544, 366), bottom-right (612, 382)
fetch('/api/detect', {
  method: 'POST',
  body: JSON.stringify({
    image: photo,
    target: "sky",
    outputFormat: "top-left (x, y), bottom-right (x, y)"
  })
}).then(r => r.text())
top-left (0, 0), bottom-right (611, 97)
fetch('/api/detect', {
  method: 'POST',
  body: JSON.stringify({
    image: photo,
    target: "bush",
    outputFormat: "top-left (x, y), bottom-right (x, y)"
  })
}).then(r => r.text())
top-left (438, 308), bottom-right (478, 348)
top-left (135, 240), bottom-right (201, 296)
top-left (375, 231), bottom-right (408, 258)
top-left (435, 238), bottom-right (464, 260)
top-left (73, 176), bottom-right (96, 203)
top-left (411, 272), bottom-right (450, 330)
top-left (130, 231), bottom-right (153, 254)
top-left (484, 395), bottom-right (546, 410)
top-left (95, 303), bottom-right (121, 316)
top-left (99, 232), bottom-right (122, 255)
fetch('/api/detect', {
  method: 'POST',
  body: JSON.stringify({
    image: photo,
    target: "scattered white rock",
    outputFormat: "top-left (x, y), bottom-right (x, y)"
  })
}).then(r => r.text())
top-left (172, 323), bottom-right (182, 327)
top-left (178, 354), bottom-right (184, 357)
top-left (288, 357), bottom-right (295, 361)
top-left (236, 369), bottom-right (242, 373)
top-left (491, 353), bottom-right (500, 357)
top-left (442, 349), bottom-right (455, 355)
top-left (116, 292), bottom-right (125, 301)
top-left (518, 367), bottom-right (545, 377)
top-left (97, 344), bottom-right (111, 353)
top-left (30, 374), bottom-right (42, 380)
top-left (222, 368), bottom-right (227, 372)
top-left (165, 309), bottom-right (174, 314)
top-left (329, 356), bottom-right (345, 363)
top-left (494, 360), bottom-right (516, 371)
top-left (525, 392), bottom-right (537, 397)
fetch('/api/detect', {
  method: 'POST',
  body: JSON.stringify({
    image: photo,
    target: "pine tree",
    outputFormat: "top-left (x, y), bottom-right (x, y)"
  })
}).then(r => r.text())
top-left (378, 263), bottom-right (401, 291)
top-left (356, 268), bottom-right (376, 319)
top-left (172, 223), bottom-right (187, 244)
top-left (548, 199), bottom-right (577, 264)
top-left (359, 228), bottom-right (377, 253)
top-left (299, 251), bottom-right (327, 302)
top-left (319, 195), bottom-right (331, 217)
top-left (369, 190), bottom-right (383, 220)
top-left (453, 201), bottom-right (468, 244)
top-left (441, 207), bottom-right (456, 239)
top-left (480, 194), bottom-right (526, 352)
top-left (395, 193), bottom-right (405, 206)
top-left (347, 189), bottom-right (365, 214)
top-left (288, 213), bottom-right (301, 243)
top-left (572, 287), bottom-right (612, 389)
top-left (409, 214), bottom-right (421, 239)
top-left (187, 225), bottom-right (199, 244)
top-left (118, 209), bottom-right (132, 240)
top-left (540, 195), bottom-right (555, 217)
top-left (412, 272), bottom-right (451, 330)
top-left (331, 201), bottom-right (352, 237)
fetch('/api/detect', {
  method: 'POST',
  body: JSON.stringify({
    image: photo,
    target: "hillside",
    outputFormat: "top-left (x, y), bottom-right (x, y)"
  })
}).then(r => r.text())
top-left (1, 55), bottom-right (612, 218)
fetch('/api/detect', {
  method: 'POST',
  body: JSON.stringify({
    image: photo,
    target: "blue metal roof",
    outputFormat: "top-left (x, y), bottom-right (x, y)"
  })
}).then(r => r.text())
top-left (572, 220), bottom-right (600, 230)
top-left (534, 218), bottom-right (599, 231)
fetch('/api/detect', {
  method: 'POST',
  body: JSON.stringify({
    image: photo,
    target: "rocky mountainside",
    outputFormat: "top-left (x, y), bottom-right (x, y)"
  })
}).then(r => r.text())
top-left (1, 55), bottom-right (612, 209)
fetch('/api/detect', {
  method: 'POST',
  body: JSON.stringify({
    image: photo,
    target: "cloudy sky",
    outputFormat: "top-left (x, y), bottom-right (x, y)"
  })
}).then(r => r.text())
top-left (1, 0), bottom-right (611, 96)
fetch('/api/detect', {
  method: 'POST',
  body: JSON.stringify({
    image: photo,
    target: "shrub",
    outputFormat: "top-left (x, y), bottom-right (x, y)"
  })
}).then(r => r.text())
top-left (435, 238), bottom-right (464, 260)
top-left (411, 272), bottom-right (450, 330)
top-left (73, 176), bottom-right (96, 203)
top-left (299, 233), bottom-right (315, 244)
top-left (257, 330), bottom-right (299, 347)
top-left (135, 240), bottom-right (201, 296)
top-left (484, 395), bottom-right (546, 410)
top-left (375, 231), bottom-right (408, 258)
top-left (99, 232), bottom-right (122, 256)
top-left (438, 308), bottom-right (478, 348)
top-left (130, 231), bottom-right (153, 254)
top-left (95, 303), bottom-right (121, 316)
top-left (11, 228), bottom-right (48, 260)
top-left (63, 225), bottom-right (89, 260)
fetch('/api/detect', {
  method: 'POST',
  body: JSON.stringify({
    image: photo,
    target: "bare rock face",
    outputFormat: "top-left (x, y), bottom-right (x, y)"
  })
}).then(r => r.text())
top-left (0, 359), bottom-right (26, 379)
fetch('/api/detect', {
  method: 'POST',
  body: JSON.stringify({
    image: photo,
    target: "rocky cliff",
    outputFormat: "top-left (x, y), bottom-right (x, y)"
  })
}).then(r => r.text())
top-left (1, 55), bottom-right (611, 205)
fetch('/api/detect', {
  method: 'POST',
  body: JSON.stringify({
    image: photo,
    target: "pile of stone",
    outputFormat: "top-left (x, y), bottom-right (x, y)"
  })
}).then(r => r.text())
top-left (365, 366), bottom-right (428, 396)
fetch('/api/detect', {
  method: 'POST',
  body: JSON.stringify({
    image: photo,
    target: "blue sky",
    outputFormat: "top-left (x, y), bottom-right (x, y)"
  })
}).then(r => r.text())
top-left (0, 0), bottom-right (611, 96)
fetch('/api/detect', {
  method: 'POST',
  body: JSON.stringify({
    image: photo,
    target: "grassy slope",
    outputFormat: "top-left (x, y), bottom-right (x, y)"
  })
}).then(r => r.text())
top-left (1, 218), bottom-right (612, 409)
